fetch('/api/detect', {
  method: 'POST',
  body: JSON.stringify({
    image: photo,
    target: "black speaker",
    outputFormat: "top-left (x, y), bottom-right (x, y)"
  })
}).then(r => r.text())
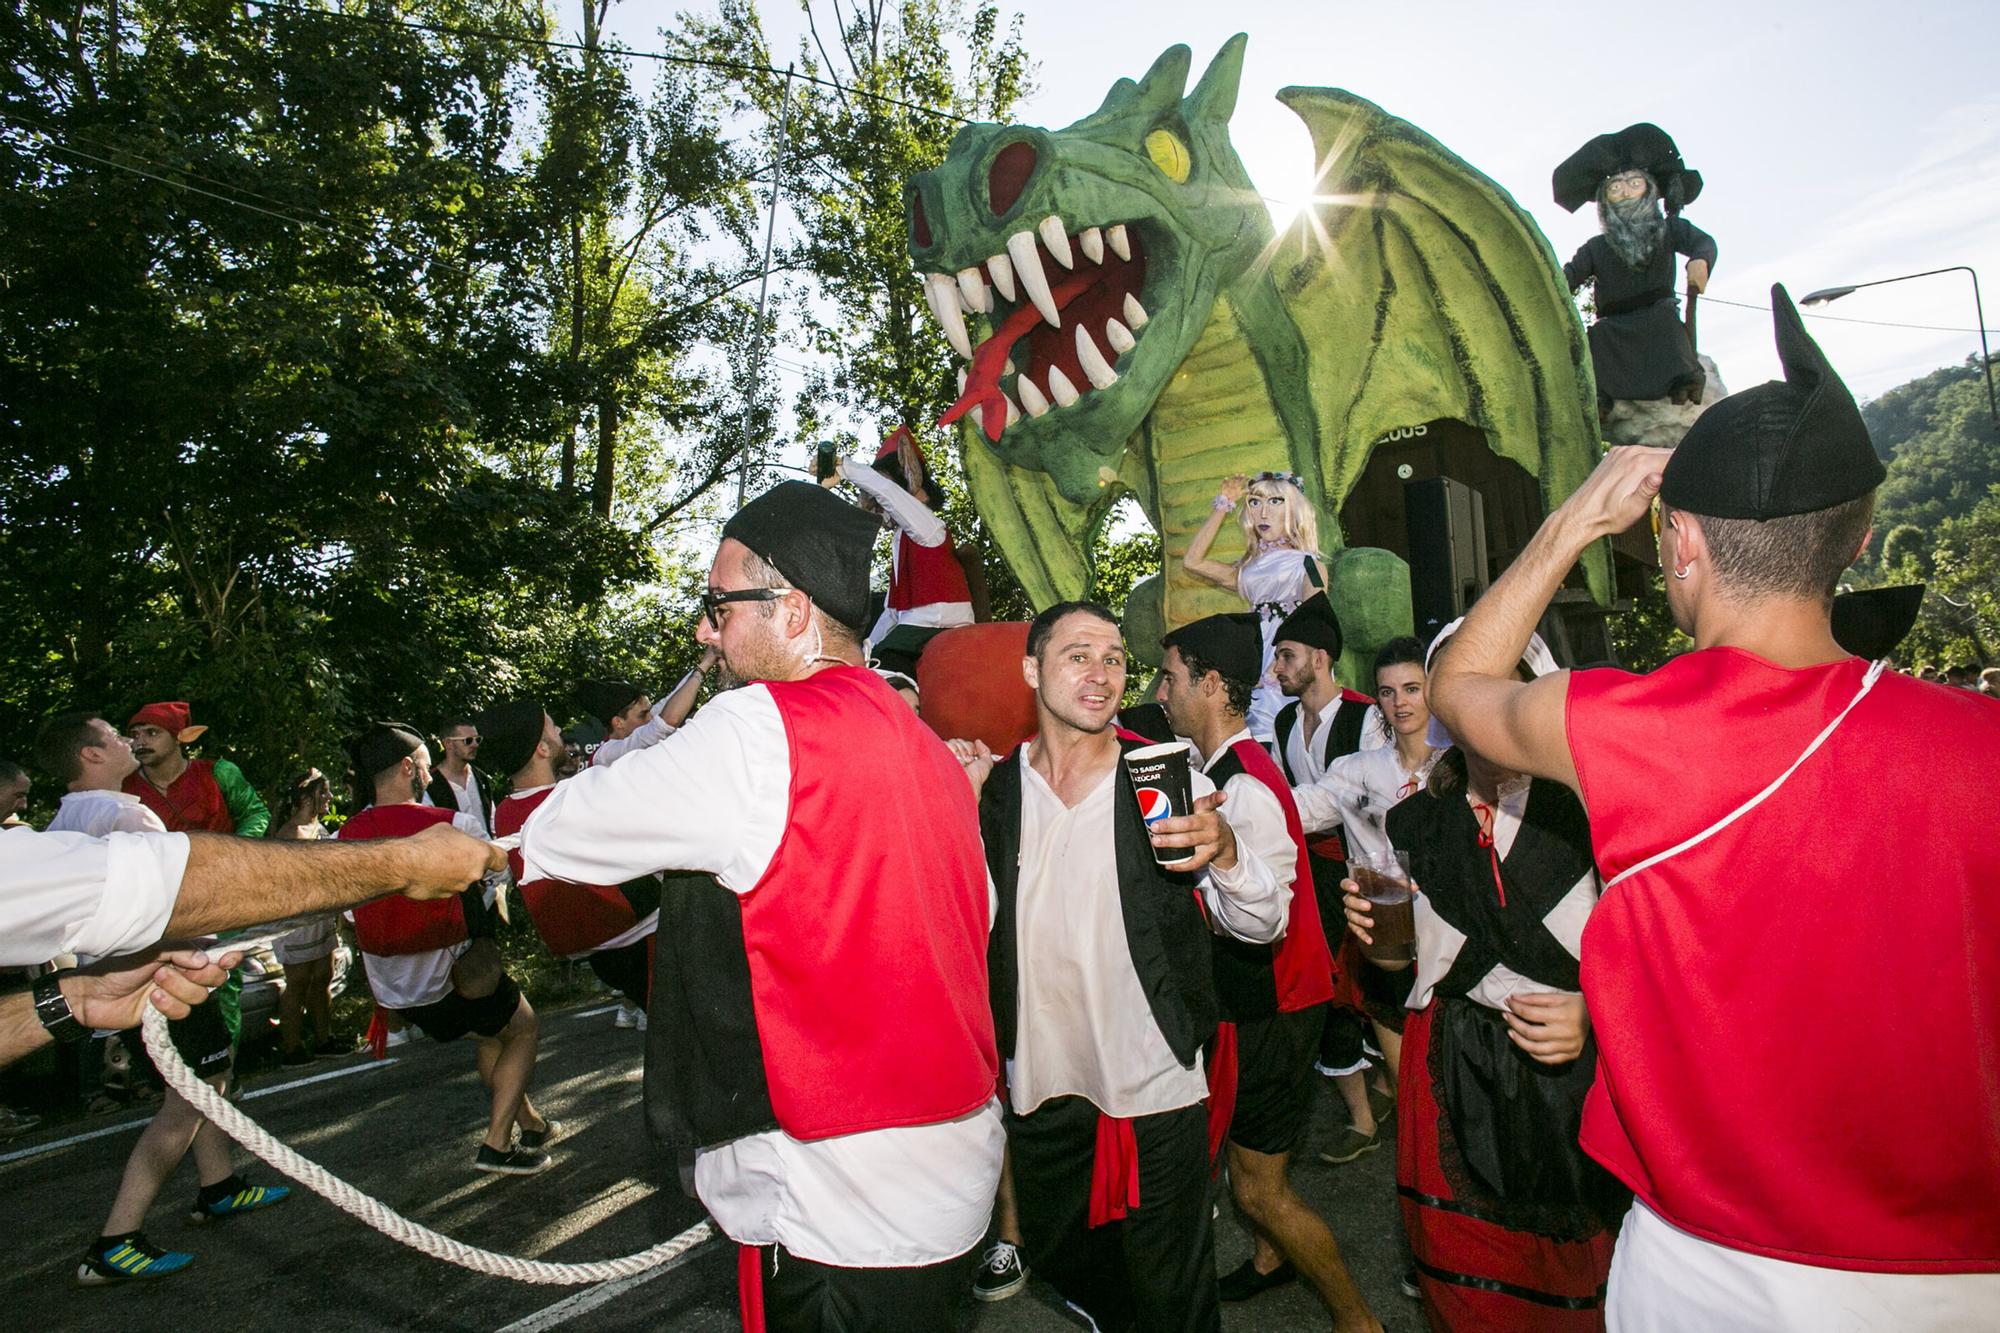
top-left (1404, 476), bottom-right (1489, 644)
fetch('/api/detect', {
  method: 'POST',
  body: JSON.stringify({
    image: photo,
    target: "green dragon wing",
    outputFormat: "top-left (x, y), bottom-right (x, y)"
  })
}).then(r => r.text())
top-left (1275, 86), bottom-right (1611, 602)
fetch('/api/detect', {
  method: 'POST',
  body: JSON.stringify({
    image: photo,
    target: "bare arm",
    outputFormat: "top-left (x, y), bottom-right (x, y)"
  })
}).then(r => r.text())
top-left (164, 825), bottom-right (499, 939)
top-left (657, 648), bottom-right (720, 729)
top-left (1, 947), bottom-right (241, 1071)
top-left (1182, 476), bottom-right (1246, 590)
top-left (1427, 447), bottom-right (1668, 793)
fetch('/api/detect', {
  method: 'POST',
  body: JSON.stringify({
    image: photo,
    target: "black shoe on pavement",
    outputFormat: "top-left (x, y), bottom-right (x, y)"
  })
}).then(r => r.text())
top-left (519, 1119), bottom-right (563, 1152)
top-left (971, 1239), bottom-right (1028, 1301)
top-left (1217, 1257), bottom-right (1296, 1302)
top-left (475, 1144), bottom-right (552, 1176)
top-left (279, 1047), bottom-right (313, 1068)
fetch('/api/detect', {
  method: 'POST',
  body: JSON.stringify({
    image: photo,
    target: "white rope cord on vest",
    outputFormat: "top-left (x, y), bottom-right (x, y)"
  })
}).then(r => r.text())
top-left (138, 1005), bottom-right (713, 1284)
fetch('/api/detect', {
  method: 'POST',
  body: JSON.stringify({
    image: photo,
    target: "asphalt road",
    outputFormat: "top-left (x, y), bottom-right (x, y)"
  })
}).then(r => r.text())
top-left (0, 1000), bottom-right (1423, 1331)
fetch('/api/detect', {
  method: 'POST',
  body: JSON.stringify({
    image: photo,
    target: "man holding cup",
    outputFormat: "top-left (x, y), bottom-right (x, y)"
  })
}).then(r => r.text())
top-left (1427, 288), bottom-right (2000, 1327)
top-left (948, 600), bottom-right (1289, 1333)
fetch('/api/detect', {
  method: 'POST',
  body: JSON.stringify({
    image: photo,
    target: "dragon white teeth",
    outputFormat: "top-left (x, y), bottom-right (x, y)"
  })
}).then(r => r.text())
top-left (987, 251), bottom-right (1017, 303)
top-left (1076, 325), bottom-right (1118, 390)
top-left (955, 267), bottom-right (989, 315)
top-left (957, 367), bottom-right (968, 395)
top-left (1045, 365), bottom-right (1081, 407)
top-left (1007, 230), bottom-right (1061, 327)
top-left (1039, 215), bottom-right (1074, 270)
top-left (1004, 393), bottom-right (1022, 427)
top-left (1004, 356), bottom-right (1016, 374)
top-left (1105, 318), bottom-right (1136, 354)
top-left (1016, 375), bottom-right (1051, 417)
top-left (1079, 226), bottom-right (1104, 264)
top-left (1106, 224), bottom-right (1131, 261)
top-left (1123, 292), bottom-right (1149, 329)
top-left (924, 273), bottom-right (974, 359)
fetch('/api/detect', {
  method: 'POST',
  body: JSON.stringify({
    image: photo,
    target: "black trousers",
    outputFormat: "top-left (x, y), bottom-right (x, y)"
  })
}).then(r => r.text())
top-left (1008, 1095), bottom-right (1220, 1333)
top-left (753, 1242), bottom-right (970, 1333)
top-left (584, 938), bottom-right (651, 1008)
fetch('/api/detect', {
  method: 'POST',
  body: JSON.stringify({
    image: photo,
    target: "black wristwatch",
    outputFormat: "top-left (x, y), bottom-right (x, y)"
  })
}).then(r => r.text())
top-left (32, 971), bottom-right (90, 1045)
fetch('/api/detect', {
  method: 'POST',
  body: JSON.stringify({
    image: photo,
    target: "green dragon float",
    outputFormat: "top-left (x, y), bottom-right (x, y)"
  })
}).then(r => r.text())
top-left (906, 34), bottom-right (1609, 679)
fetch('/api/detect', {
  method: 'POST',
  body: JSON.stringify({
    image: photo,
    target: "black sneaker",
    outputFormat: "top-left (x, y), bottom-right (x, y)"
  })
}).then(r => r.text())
top-left (1216, 1257), bottom-right (1296, 1302)
top-left (475, 1144), bottom-right (552, 1176)
top-left (1318, 1123), bottom-right (1381, 1165)
top-left (75, 1233), bottom-right (193, 1286)
top-left (279, 1048), bottom-right (313, 1068)
top-left (971, 1239), bottom-right (1027, 1301)
top-left (518, 1119), bottom-right (562, 1152)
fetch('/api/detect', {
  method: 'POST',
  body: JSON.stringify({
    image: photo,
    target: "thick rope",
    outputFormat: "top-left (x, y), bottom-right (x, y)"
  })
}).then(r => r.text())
top-left (140, 1004), bottom-right (714, 1284)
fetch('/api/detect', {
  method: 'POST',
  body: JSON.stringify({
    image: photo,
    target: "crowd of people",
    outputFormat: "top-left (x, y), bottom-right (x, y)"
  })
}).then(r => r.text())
top-left (2, 290), bottom-right (1995, 1332)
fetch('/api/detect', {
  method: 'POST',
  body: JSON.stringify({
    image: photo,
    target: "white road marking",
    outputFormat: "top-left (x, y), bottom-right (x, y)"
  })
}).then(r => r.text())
top-left (0, 1058), bottom-right (399, 1170)
top-left (493, 1230), bottom-right (721, 1333)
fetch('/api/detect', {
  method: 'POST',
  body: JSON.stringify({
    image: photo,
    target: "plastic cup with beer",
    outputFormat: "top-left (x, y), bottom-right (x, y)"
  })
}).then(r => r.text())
top-left (1351, 848), bottom-right (1417, 963)
top-left (1123, 741), bottom-right (1196, 866)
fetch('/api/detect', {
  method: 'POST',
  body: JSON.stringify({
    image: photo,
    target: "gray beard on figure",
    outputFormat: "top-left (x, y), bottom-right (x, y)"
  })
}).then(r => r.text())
top-left (1598, 192), bottom-right (1668, 269)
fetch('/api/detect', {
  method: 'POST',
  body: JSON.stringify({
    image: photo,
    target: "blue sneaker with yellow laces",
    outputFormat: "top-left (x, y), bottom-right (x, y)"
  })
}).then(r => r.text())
top-left (189, 1174), bottom-right (291, 1223)
top-left (75, 1232), bottom-right (193, 1286)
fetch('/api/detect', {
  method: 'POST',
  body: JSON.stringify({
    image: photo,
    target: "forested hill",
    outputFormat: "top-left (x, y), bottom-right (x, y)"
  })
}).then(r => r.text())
top-left (1860, 356), bottom-right (1999, 535)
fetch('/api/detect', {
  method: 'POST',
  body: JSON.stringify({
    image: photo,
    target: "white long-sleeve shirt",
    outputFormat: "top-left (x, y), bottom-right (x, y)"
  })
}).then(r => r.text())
top-left (0, 825), bottom-right (188, 966)
top-left (1008, 749), bottom-right (1287, 1118)
top-left (518, 684), bottom-right (1003, 1269)
top-left (840, 459), bottom-right (975, 642)
top-left (587, 676), bottom-right (696, 769)
top-left (1292, 744), bottom-right (1442, 864)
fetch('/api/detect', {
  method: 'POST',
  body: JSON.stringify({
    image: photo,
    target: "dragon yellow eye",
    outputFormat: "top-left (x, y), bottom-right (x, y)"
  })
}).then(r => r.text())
top-left (1145, 129), bottom-right (1190, 184)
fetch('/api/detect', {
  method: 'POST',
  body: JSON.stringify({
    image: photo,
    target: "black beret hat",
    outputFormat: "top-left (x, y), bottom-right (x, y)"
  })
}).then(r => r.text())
top-left (720, 481), bottom-right (882, 634)
top-left (1271, 592), bottom-right (1343, 659)
top-left (1554, 122), bottom-right (1703, 214)
top-left (478, 699), bottom-right (548, 780)
top-left (351, 720), bottom-right (424, 782)
top-left (1831, 584), bottom-right (1925, 661)
top-left (1661, 285), bottom-right (1884, 520)
top-left (576, 680), bottom-right (644, 729)
top-left (1162, 612), bottom-right (1264, 688)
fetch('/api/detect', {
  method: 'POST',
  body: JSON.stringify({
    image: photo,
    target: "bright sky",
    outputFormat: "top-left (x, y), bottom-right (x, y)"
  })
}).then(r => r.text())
top-left (613, 0), bottom-right (1998, 406)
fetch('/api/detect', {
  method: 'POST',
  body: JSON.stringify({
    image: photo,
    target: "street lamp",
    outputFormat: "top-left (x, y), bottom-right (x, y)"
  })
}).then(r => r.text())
top-left (1800, 266), bottom-right (1998, 432)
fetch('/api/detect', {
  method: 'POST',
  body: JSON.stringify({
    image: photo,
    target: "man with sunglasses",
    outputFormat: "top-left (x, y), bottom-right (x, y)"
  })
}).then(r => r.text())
top-left (519, 481), bottom-right (1001, 1332)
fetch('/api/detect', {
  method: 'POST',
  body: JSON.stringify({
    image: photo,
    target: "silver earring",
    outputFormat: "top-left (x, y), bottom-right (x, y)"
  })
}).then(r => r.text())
top-left (1672, 564), bottom-right (1691, 580)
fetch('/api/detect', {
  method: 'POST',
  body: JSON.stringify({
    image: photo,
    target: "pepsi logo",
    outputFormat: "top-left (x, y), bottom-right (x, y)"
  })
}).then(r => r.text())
top-left (1137, 788), bottom-right (1173, 823)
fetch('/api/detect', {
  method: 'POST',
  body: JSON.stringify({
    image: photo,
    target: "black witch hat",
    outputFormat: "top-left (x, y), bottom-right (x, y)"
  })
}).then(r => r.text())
top-left (1661, 284), bottom-right (1885, 520)
top-left (1553, 122), bottom-right (1703, 214)
top-left (1831, 585), bottom-right (1925, 661)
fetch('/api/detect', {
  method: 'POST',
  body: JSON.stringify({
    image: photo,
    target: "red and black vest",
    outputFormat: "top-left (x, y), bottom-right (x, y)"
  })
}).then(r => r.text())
top-left (1569, 651), bottom-right (2000, 1272)
top-left (887, 530), bottom-right (971, 610)
top-left (338, 804), bottom-right (472, 956)
top-left (647, 667), bottom-right (997, 1150)
top-left (1204, 738), bottom-right (1335, 1020)
top-left (125, 759), bottom-right (232, 834)
top-left (977, 733), bottom-right (1219, 1069)
top-left (495, 788), bottom-right (654, 958)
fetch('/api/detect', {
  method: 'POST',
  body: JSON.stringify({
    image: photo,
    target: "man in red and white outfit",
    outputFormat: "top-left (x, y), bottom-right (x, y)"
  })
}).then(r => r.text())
top-left (1428, 286), bottom-right (2000, 1329)
top-left (1154, 612), bottom-right (1379, 1331)
top-left (828, 427), bottom-right (976, 676)
top-left (518, 481), bottom-right (1000, 1332)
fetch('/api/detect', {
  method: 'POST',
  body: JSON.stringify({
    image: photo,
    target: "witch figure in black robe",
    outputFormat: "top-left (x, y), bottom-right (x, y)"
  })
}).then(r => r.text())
top-left (1556, 123), bottom-right (1721, 442)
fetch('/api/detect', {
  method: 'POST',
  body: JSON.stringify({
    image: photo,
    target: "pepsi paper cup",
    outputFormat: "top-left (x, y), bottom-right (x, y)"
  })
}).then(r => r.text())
top-left (1124, 741), bottom-right (1196, 866)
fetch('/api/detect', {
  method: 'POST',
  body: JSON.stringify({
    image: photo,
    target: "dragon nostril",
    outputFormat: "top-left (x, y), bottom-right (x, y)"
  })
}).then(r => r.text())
top-left (988, 141), bottom-right (1036, 217)
top-left (911, 192), bottom-right (933, 248)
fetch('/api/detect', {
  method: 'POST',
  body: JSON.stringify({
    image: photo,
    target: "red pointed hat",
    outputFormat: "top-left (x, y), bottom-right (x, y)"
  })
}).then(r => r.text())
top-left (875, 426), bottom-right (916, 461)
top-left (128, 700), bottom-right (208, 744)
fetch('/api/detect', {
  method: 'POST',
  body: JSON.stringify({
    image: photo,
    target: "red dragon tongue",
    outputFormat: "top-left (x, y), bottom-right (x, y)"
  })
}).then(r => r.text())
top-left (940, 300), bottom-right (1045, 437)
top-left (939, 266), bottom-right (1101, 441)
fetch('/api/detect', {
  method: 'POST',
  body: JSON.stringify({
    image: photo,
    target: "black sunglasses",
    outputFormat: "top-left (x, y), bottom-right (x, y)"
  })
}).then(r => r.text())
top-left (700, 586), bottom-right (791, 629)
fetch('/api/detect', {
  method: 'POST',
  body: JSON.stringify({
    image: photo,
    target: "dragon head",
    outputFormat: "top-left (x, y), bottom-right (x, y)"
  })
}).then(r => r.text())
top-left (908, 35), bottom-right (1269, 502)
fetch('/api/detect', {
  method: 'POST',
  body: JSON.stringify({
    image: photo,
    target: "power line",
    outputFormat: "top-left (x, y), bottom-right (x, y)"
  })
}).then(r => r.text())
top-left (239, 0), bottom-right (973, 125)
top-left (1703, 293), bottom-right (1997, 338)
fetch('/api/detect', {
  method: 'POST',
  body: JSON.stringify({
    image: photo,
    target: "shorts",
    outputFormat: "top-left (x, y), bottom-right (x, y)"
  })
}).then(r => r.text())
top-left (168, 1001), bottom-right (235, 1080)
top-left (400, 972), bottom-right (522, 1044)
top-left (1228, 1006), bottom-right (1325, 1156)
top-left (274, 918), bottom-right (337, 966)
top-left (1361, 961), bottom-right (1415, 1034)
